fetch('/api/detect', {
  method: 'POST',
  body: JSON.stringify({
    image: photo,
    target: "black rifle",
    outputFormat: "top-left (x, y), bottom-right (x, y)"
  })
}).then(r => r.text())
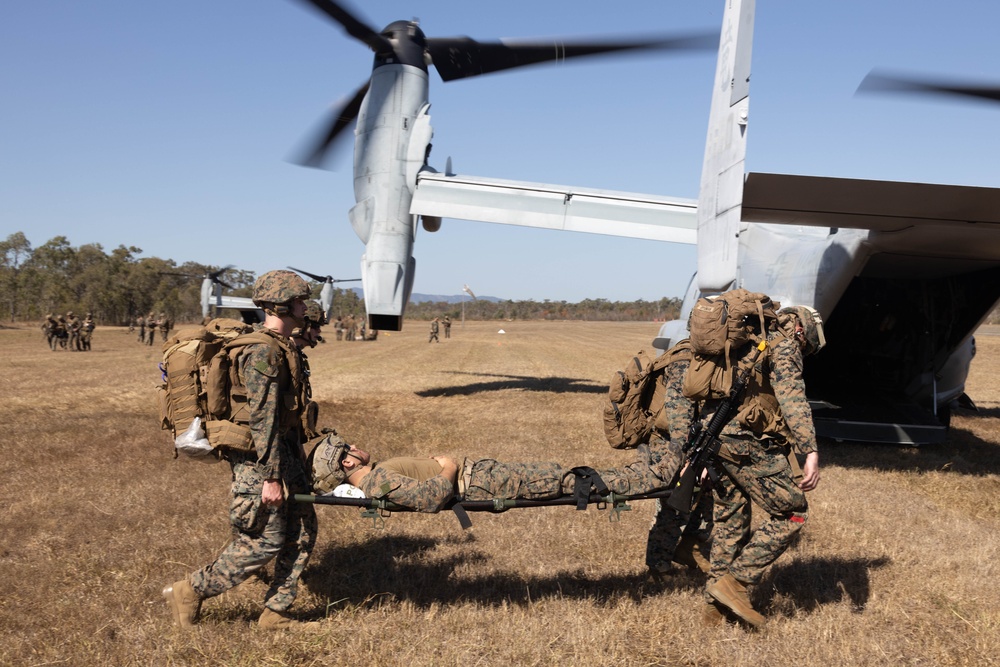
top-left (666, 339), bottom-right (767, 513)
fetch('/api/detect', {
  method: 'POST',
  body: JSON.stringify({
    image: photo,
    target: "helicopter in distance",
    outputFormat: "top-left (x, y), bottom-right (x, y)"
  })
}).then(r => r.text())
top-left (284, 0), bottom-right (1000, 444)
top-left (200, 266), bottom-right (360, 324)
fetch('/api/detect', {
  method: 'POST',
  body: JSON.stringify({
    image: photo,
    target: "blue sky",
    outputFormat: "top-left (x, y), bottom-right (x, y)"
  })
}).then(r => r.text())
top-left (2, 1), bottom-right (998, 302)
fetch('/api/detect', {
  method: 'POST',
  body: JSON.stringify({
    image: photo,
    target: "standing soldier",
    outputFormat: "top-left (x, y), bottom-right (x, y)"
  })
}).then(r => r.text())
top-left (42, 314), bottom-right (57, 349)
top-left (146, 312), bottom-right (157, 346)
top-left (644, 340), bottom-right (712, 580)
top-left (334, 316), bottom-right (344, 341)
top-left (162, 269), bottom-right (318, 631)
top-left (443, 315), bottom-right (452, 339)
top-left (428, 317), bottom-right (440, 343)
top-left (291, 300), bottom-right (325, 440)
top-left (137, 314), bottom-right (146, 344)
top-left (681, 299), bottom-right (824, 629)
top-left (53, 315), bottom-right (68, 350)
top-left (158, 312), bottom-right (171, 342)
top-left (66, 311), bottom-right (82, 351)
top-left (345, 315), bottom-right (356, 341)
top-left (80, 313), bottom-right (95, 351)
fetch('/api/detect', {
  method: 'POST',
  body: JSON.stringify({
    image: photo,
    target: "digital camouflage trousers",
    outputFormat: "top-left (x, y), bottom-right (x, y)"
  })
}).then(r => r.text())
top-left (190, 457), bottom-right (317, 612)
top-left (706, 441), bottom-right (808, 594)
top-left (461, 442), bottom-right (683, 503)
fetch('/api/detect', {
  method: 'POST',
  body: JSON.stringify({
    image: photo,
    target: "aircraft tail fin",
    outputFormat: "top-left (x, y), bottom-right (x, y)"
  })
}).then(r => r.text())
top-left (695, 0), bottom-right (755, 292)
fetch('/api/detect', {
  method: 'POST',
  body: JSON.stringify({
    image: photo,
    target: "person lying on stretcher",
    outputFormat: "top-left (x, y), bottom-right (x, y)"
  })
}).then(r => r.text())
top-left (307, 434), bottom-right (685, 514)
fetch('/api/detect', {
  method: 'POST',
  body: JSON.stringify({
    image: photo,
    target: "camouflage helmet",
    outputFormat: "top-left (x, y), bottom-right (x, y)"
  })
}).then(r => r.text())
top-left (291, 301), bottom-right (325, 345)
top-left (303, 300), bottom-right (325, 326)
top-left (780, 305), bottom-right (826, 356)
top-left (252, 270), bottom-right (311, 308)
top-left (308, 433), bottom-right (352, 494)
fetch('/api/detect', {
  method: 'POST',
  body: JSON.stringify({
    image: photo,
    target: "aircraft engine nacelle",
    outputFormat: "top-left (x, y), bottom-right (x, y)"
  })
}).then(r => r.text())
top-left (361, 241), bottom-right (416, 332)
top-left (200, 278), bottom-right (214, 319)
top-left (421, 215), bottom-right (442, 232)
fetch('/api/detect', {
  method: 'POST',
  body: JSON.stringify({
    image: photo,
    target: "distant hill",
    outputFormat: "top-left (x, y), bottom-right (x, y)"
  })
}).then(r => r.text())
top-left (410, 292), bottom-right (502, 304)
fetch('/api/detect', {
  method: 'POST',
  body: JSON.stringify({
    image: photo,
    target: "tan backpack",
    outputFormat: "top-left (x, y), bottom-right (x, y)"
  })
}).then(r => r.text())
top-left (682, 290), bottom-right (793, 439)
top-left (682, 289), bottom-right (779, 401)
top-left (157, 318), bottom-right (271, 456)
top-left (602, 341), bottom-right (692, 449)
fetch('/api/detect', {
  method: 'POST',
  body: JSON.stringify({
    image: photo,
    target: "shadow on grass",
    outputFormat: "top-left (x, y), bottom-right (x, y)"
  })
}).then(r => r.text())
top-left (303, 533), bottom-right (703, 615)
top-left (760, 555), bottom-right (892, 616)
top-left (416, 371), bottom-right (606, 397)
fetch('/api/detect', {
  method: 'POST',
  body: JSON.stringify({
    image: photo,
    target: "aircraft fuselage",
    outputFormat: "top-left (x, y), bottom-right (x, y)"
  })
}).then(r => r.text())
top-left (349, 25), bottom-right (435, 331)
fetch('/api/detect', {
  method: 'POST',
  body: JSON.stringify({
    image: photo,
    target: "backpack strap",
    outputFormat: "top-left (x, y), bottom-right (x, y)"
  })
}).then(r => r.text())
top-left (569, 466), bottom-right (610, 510)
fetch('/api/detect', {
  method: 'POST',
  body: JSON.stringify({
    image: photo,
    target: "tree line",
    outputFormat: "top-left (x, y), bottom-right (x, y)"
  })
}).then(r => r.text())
top-left (0, 232), bottom-right (682, 325)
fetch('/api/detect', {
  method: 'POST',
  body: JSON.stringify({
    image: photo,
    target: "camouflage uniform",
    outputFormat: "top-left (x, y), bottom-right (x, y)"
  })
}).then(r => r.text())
top-left (42, 315), bottom-right (58, 349)
top-left (137, 316), bottom-right (146, 343)
top-left (356, 458), bottom-right (457, 513)
top-left (700, 327), bottom-right (815, 594)
top-left (350, 450), bottom-right (685, 513)
top-left (80, 315), bottom-right (95, 351)
top-left (189, 327), bottom-right (317, 614)
top-left (428, 318), bottom-right (439, 343)
top-left (53, 316), bottom-right (67, 350)
top-left (159, 313), bottom-right (171, 342)
top-left (644, 349), bottom-right (712, 572)
top-left (67, 313), bottom-right (82, 351)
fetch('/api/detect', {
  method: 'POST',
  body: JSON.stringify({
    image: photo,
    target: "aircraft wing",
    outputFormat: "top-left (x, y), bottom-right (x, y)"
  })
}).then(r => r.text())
top-left (411, 171), bottom-right (698, 244)
top-left (209, 295), bottom-right (258, 312)
top-left (743, 172), bottom-right (1000, 261)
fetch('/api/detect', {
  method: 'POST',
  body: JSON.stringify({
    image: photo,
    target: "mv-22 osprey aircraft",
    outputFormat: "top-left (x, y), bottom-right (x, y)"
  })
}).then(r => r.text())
top-left (287, 0), bottom-right (1000, 445)
top-left (199, 266), bottom-right (360, 324)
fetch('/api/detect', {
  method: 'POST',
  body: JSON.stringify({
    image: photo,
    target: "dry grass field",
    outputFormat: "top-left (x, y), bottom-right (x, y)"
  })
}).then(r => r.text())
top-left (2, 320), bottom-right (999, 666)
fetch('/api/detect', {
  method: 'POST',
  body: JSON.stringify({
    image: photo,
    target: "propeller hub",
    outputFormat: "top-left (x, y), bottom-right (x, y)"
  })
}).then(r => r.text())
top-left (374, 20), bottom-right (428, 71)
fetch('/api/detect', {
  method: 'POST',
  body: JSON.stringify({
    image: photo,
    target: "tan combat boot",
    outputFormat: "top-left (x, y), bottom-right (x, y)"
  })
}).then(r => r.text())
top-left (162, 578), bottom-right (201, 629)
top-left (672, 534), bottom-right (711, 574)
top-left (258, 607), bottom-right (321, 631)
top-left (706, 573), bottom-right (765, 628)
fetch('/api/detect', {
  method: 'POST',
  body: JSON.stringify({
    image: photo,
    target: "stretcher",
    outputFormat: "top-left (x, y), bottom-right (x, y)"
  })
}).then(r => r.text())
top-left (293, 486), bottom-right (678, 530)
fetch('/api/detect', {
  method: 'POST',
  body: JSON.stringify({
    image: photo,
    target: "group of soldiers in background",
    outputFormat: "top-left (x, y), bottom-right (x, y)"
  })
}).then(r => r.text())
top-left (132, 312), bottom-right (173, 345)
top-left (429, 315), bottom-right (451, 343)
top-left (331, 314), bottom-right (378, 342)
top-left (42, 311), bottom-right (95, 351)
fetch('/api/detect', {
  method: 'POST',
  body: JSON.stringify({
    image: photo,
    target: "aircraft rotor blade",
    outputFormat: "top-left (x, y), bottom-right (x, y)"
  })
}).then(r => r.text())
top-left (288, 266), bottom-right (363, 284)
top-left (426, 31), bottom-right (718, 82)
top-left (208, 265), bottom-right (235, 290)
top-left (292, 82), bottom-right (370, 169)
top-left (858, 71), bottom-right (1000, 105)
top-left (290, 0), bottom-right (392, 54)
top-left (288, 266), bottom-right (330, 282)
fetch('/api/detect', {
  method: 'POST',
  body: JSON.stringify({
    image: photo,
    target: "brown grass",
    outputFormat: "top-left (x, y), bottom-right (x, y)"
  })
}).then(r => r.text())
top-left (2, 321), bottom-right (999, 666)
